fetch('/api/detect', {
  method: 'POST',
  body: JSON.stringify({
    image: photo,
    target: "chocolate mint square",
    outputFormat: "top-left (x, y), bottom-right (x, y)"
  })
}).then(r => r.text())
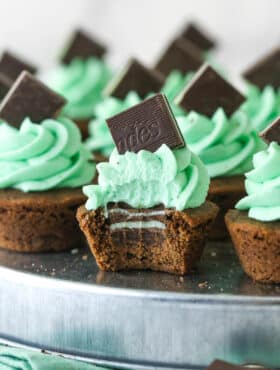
top-left (243, 47), bottom-right (280, 89)
top-left (106, 93), bottom-right (184, 154)
top-left (176, 64), bottom-right (245, 117)
top-left (0, 51), bottom-right (37, 82)
top-left (0, 73), bottom-right (13, 100)
top-left (155, 37), bottom-right (203, 77)
top-left (260, 116), bottom-right (280, 144)
top-left (61, 29), bottom-right (107, 64)
top-left (104, 58), bottom-right (164, 99)
top-left (0, 71), bottom-right (66, 128)
top-left (181, 22), bottom-right (216, 51)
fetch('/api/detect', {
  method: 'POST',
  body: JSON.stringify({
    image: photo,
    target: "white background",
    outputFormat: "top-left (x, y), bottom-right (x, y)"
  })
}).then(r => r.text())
top-left (0, 0), bottom-right (279, 77)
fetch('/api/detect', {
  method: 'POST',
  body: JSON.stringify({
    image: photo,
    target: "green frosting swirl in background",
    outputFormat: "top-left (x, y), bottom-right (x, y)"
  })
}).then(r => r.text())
top-left (84, 144), bottom-right (209, 211)
top-left (236, 142), bottom-right (280, 221)
top-left (86, 92), bottom-right (142, 157)
top-left (0, 117), bottom-right (95, 192)
top-left (177, 108), bottom-right (266, 178)
top-left (161, 70), bottom-right (194, 103)
top-left (45, 57), bottom-right (112, 120)
top-left (241, 85), bottom-right (280, 132)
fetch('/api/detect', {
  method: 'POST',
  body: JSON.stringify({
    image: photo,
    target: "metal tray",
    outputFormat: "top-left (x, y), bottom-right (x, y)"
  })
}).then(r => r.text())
top-left (0, 241), bottom-right (279, 369)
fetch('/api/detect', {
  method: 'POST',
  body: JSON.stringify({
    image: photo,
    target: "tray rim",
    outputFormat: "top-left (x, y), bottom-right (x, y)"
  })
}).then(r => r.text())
top-left (1, 264), bottom-right (280, 305)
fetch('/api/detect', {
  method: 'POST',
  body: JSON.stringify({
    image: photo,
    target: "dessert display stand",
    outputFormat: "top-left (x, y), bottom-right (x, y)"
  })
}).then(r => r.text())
top-left (0, 242), bottom-right (279, 369)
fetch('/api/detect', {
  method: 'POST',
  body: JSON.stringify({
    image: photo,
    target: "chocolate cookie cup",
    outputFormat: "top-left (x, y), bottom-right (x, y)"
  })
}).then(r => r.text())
top-left (225, 209), bottom-right (280, 283)
top-left (77, 201), bottom-right (218, 274)
top-left (175, 64), bottom-right (265, 240)
top-left (226, 118), bottom-right (280, 283)
top-left (0, 189), bottom-right (85, 252)
top-left (0, 72), bottom-right (95, 252)
top-left (207, 176), bottom-right (245, 239)
top-left (77, 94), bottom-right (218, 274)
top-left (74, 118), bottom-right (90, 140)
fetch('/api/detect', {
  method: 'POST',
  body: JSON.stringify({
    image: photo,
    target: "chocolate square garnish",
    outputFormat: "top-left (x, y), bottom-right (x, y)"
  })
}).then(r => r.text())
top-left (207, 360), bottom-right (244, 370)
top-left (61, 29), bottom-right (106, 64)
top-left (106, 93), bottom-right (184, 154)
top-left (181, 22), bottom-right (216, 51)
top-left (176, 64), bottom-right (245, 117)
top-left (243, 47), bottom-right (280, 89)
top-left (104, 58), bottom-right (164, 99)
top-left (0, 72), bottom-right (13, 100)
top-left (0, 71), bottom-right (66, 128)
top-left (207, 360), bottom-right (268, 370)
top-left (155, 37), bottom-right (203, 77)
top-left (0, 51), bottom-right (37, 82)
top-left (259, 116), bottom-right (280, 144)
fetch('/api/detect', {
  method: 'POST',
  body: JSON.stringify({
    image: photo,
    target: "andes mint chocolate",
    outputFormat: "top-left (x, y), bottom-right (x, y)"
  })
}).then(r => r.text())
top-left (61, 29), bottom-right (106, 64)
top-left (207, 360), bottom-right (242, 370)
top-left (0, 51), bottom-right (37, 82)
top-left (0, 73), bottom-right (12, 100)
top-left (109, 203), bottom-right (166, 249)
top-left (106, 93), bottom-right (184, 154)
top-left (155, 37), bottom-right (203, 77)
top-left (176, 64), bottom-right (245, 117)
top-left (0, 71), bottom-right (66, 128)
top-left (181, 22), bottom-right (216, 51)
top-left (207, 360), bottom-right (268, 370)
top-left (259, 116), bottom-right (280, 144)
top-left (243, 48), bottom-right (280, 89)
top-left (104, 58), bottom-right (164, 99)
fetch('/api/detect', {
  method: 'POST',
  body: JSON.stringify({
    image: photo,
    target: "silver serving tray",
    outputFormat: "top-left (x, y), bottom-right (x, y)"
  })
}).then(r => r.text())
top-left (0, 242), bottom-right (279, 369)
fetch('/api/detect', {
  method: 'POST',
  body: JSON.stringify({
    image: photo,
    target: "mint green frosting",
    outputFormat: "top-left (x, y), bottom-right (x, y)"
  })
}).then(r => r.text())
top-left (45, 57), bottom-right (112, 120)
top-left (0, 117), bottom-right (95, 192)
top-left (161, 70), bottom-right (194, 103)
top-left (83, 144), bottom-right (209, 211)
top-left (236, 142), bottom-right (280, 221)
top-left (176, 108), bottom-right (266, 178)
top-left (241, 85), bottom-right (280, 132)
top-left (86, 92), bottom-right (142, 157)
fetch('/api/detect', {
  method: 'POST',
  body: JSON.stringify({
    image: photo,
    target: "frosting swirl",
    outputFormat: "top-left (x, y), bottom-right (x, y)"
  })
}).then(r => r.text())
top-left (0, 117), bottom-right (95, 192)
top-left (86, 92), bottom-right (142, 156)
top-left (161, 70), bottom-right (194, 103)
top-left (177, 108), bottom-right (266, 178)
top-left (45, 57), bottom-right (112, 120)
top-left (83, 144), bottom-right (209, 211)
top-left (236, 142), bottom-right (280, 221)
top-left (241, 85), bottom-right (280, 132)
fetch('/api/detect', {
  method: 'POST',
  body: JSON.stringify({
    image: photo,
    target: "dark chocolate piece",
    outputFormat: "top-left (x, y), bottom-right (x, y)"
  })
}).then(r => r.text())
top-left (0, 51), bottom-right (37, 82)
top-left (108, 203), bottom-right (165, 249)
top-left (0, 71), bottom-right (66, 128)
top-left (0, 73), bottom-right (12, 100)
top-left (259, 116), bottom-right (280, 144)
top-left (243, 48), bottom-right (280, 89)
top-left (155, 37), bottom-right (203, 77)
top-left (61, 29), bottom-right (106, 64)
top-left (104, 58), bottom-right (164, 99)
top-left (106, 93), bottom-right (184, 154)
top-left (176, 64), bottom-right (245, 117)
top-left (207, 360), bottom-right (268, 370)
top-left (181, 22), bottom-right (216, 51)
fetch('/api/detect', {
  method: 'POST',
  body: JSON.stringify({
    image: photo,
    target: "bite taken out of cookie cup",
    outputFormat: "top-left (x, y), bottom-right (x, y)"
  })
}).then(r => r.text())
top-left (225, 209), bottom-right (280, 283)
top-left (77, 201), bottom-right (218, 275)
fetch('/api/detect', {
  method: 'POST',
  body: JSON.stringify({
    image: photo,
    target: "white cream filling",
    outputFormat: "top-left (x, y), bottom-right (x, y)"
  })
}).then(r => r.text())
top-left (109, 208), bottom-right (165, 217)
top-left (110, 221), bottom-right (166, 231)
